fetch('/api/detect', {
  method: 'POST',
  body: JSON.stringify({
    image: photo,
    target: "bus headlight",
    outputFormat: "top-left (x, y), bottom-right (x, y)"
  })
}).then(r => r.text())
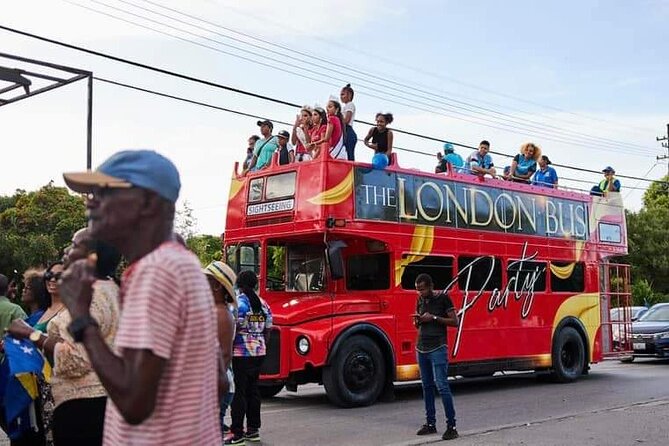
top-left (656, 331), bottom-right (669, 340)
top-left (296, 336), bottom-right (310, 355)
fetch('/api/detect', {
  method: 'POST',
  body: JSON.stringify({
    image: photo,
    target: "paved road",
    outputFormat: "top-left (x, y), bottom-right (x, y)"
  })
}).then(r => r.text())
top-left (2, 358), bottom-right (666, 445)
top-left (258, 358), bottom-right (669, 445)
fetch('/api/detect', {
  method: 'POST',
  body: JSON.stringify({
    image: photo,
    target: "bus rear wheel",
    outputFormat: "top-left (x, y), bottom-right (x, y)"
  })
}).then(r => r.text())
top-left (323, 335), bottom-right (386, 408)
top-left (551, 326), bottom-right (585, 383)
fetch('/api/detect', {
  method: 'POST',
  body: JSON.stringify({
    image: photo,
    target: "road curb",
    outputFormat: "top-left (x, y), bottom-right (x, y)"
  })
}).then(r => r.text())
top-left (387, 398), bottom-right (669, 445)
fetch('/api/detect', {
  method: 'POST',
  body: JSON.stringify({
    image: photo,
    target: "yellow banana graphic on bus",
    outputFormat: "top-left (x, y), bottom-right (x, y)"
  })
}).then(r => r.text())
top-left (307, 169), bottom-right (354, 205)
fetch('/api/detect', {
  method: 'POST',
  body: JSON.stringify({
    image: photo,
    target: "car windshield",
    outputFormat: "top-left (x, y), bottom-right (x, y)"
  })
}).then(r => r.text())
top-left (638, 306), bottom-right (669, 322)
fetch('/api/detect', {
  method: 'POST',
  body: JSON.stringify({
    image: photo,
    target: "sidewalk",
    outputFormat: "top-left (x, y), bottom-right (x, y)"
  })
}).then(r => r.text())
top-left (394, 398), bottom-right (669, 446)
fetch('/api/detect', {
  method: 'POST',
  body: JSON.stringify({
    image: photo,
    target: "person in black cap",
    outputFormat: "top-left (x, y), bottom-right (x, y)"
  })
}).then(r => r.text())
top-left (590, 166), bottom-right (621, 196)
top-left (532, 155), bottom-right (558, 188)
top-left (245, 120), bottom-right (279, 173)
top-left (276, 130), bottom-right (294, 166)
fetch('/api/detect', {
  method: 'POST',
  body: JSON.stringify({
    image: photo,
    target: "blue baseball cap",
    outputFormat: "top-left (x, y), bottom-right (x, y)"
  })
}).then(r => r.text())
top-left (63, 150), bottom-right (181, 203)
top-left (443, 142), bottom-right (455, 153)
top-left (602, 166), bottom-right (615, 173)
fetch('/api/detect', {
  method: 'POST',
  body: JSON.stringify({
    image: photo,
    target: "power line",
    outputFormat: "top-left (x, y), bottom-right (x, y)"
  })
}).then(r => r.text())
top-left (71, 0), bottom-right (657, 156)
top-left (209, 0), bottom-right (656, 136)
top-left (93, 76), bottom-right (664, 187)
top-left (0, 24), bottom-right (664, 184)
top-left (117, 0), bottom-right (654, 155)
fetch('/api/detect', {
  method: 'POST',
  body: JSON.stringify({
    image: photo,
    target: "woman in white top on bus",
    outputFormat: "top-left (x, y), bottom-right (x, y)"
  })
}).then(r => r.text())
top-left (340, 84), bottom-right (357, 161)
top-left (291, 106), bottom-right (313, 162)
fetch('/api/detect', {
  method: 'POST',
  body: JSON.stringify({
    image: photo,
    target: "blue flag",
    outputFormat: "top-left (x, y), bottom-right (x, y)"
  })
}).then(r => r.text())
top-left (1, 335), bottom-right (50, 428)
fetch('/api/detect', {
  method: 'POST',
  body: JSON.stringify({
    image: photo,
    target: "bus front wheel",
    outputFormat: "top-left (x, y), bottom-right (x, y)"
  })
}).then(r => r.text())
top-left (323, 335), bottom-right (386, 408)
top-left (551, 326), bottom-right (586, 383)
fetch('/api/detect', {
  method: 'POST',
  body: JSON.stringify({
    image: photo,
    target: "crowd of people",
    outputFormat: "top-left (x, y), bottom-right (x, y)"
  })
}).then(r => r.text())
top-left (241, 83), bottom-right (621, 195)
top-left (0, 150), bottom-right (273, 445)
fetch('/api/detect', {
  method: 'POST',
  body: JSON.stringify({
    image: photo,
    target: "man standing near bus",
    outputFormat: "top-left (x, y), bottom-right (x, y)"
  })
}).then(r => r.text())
top-left (413, 273), bottom-right (459, 441)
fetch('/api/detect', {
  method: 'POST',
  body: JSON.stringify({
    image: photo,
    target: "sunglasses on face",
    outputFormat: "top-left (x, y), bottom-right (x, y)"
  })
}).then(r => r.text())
top-left (44, 271), bottom-right (62, 282)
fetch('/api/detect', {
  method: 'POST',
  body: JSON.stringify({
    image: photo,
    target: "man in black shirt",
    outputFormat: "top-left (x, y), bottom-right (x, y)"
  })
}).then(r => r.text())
top-left (413, 273), bottom-right (459, 440)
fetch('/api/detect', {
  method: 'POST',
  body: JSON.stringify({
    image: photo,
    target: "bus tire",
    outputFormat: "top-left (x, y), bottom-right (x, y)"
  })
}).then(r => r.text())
top-left (551, 326), bottom-right (586, 383)
top-left (323, 335), bottom-right (386, 408)
top-left (259, 384), bottom-right (284, 398)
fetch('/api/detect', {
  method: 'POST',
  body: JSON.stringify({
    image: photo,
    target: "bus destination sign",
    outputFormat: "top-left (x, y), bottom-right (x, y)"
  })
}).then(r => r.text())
top-left (354, 168), bottom-right (589, 240)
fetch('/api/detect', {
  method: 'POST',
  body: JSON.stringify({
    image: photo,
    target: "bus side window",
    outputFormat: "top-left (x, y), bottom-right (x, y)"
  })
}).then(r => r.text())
top-left (286, 247), bottom-right (326, 292)
top-left (401, 255), bottom-right (454, 290)
top-left (226, 242), bottom-right (260, 274)
top-left (347, 253), bottom-right (390, 291)
top-left (457, 256), bottom-right (502, 291)
top-left (550, 262), bottom-right (585, 292)
top-left (507, 260), bottom-right (546, 291)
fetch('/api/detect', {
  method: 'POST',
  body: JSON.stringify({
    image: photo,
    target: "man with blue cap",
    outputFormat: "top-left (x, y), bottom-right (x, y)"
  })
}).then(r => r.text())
top-left (436, 143), bottom-right (465, 174)
top-left (59, 150), bottom-right (223, 445)
top-left (590, 166), bottom-right (621, 196)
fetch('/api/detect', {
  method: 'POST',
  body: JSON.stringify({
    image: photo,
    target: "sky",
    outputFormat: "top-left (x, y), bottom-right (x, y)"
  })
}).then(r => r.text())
top-left (1, 0), bottom-right (667, 235)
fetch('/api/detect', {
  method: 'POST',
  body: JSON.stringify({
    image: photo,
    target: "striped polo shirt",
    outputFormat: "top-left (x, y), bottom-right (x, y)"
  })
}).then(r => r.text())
top-left (103, 242), bottom-right (221, 445)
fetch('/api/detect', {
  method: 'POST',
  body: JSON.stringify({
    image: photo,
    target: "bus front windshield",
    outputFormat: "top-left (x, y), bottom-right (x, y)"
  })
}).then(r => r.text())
top-left (266, 243), bottom-right (326, 292)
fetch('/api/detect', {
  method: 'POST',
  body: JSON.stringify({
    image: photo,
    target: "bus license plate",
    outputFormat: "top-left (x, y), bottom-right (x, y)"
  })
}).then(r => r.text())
top-left (633, 342), bottom-right (646, 350)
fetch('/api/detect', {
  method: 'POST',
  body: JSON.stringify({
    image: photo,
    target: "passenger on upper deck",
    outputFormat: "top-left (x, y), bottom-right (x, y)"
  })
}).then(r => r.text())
top-left (590, 166), bottom-right (621, 196)
top-left (245, 120), bottom-right (279, 174)
top-left (436, 143), bottom-right (465, 174)
top-left (292, 106), bottom-right (313, 162)
top-left (466, 140), bottom-right (496, 177)
top-left (532, 155), bottom-right (558, 188)
top-left (307, 107), bottom-right (328, 159)
top-left (307, 101), bottom-right (346, 160)
top-left (243, 135), bottom-right (260, 171)
top-left (435, 152), bottom-right (444, 173)
top-left (340, 84), bottom-right (357, 161)
top-left (503, 142), bottom-right (540, 183)
top-left (276, 130), bottom-right (294, 166)
top-left (364, 112), bottom-right (394, 169)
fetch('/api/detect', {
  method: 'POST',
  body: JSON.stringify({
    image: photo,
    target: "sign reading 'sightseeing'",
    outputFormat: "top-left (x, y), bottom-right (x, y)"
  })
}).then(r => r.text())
top-left (354, 168), bottom-right (589, 240)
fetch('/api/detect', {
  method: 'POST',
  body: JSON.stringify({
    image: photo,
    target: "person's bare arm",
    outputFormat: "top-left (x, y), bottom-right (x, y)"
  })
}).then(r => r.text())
top-left (386, 130), bottom-right (394, 155)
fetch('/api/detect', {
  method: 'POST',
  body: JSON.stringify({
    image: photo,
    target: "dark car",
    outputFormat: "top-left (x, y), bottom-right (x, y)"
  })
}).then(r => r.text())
top-left (628, 303), bottom-right (669, 360)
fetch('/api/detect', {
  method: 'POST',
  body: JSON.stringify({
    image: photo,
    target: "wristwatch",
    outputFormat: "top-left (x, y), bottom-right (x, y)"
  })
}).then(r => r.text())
top-left (68, 315), bottom-right (99, 343)
top-left (29, 330), bottom-right (43, 343)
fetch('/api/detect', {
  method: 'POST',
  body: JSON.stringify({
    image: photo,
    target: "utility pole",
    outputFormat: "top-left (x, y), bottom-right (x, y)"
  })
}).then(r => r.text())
top-left (657, 123), bottom-right (669, 176)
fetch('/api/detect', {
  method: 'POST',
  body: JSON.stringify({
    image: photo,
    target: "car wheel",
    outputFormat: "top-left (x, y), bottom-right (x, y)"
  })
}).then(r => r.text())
top-left (620, 356), bottom-right (634, 364)
top-left (323, 335), bottom-right (386, 407)
top-left (551, 326), bottom-right (585, 383)
top-left (259, 384), bottom-right (284, 398)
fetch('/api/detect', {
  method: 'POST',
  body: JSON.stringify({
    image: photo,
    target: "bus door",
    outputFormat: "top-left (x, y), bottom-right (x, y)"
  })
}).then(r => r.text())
top-left (600, 262), bottom-right (633, 358)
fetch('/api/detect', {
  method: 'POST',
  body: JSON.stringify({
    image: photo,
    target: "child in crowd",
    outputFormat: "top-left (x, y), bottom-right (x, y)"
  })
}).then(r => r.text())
top-left (340, 84), bottom-right (357, 161)
top-left (364, 112), bottom-right (394, 169)
top-left (292, 106), bottom-right (313, 162)
top-left (307, 107), bottom-right (328, 159)
top-left (276, 130), bottom-right (294, 165)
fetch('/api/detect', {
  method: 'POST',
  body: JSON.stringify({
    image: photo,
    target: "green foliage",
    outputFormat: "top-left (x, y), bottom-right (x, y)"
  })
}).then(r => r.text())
top-left (186, 234), bottom-right (223, 266)
top-left (625, 175), bottom-right (669, 300)
top-left (642, 174), bottom-right (669, 210)
top-left (631, 279), bottom-right (663, 306)
top-left (0, 184), bottom-right (86, 277)
top-left (175, 200), bottom-right (198, 241)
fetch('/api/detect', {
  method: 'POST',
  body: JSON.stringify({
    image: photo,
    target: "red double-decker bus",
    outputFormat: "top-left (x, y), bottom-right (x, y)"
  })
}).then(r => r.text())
top-left (223, 151), bottom-right (629, 407)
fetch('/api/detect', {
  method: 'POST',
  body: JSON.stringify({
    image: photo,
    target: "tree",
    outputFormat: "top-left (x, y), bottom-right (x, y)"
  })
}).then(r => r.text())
top-left (0, 184), bottom-right (87, 277)
top-left (625, 175), bottom-right (669, 300)
top-left (175, 200), bottom-right (198, 241)
top-left (186, 234), bottom-right (223, 266)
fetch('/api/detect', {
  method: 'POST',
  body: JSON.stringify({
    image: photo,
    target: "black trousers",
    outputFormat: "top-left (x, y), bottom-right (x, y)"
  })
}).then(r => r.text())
top-left (230, 356), bottom-right (265, 434)
top-left (52, 397), bottom-right (106, 446)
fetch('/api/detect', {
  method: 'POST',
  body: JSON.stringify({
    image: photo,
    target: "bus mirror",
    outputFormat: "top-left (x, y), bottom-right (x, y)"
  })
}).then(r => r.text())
top-left (327, 240), bottom-right (347, 280)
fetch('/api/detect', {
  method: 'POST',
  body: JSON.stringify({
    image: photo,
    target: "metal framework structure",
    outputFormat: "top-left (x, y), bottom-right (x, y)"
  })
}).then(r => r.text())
top-left (0, 52), bottom-right (93, 169)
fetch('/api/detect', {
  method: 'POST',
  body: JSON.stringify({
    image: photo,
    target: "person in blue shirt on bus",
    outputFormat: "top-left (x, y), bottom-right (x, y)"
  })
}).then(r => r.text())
top-left (466, 140), bottom-right (496, 177)
top-left (532, 155), bottom-right (558, 188)
top-left (590, 166), bottom-right (621, 196)
top-left (436, 143), bottom-right (465, 174)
